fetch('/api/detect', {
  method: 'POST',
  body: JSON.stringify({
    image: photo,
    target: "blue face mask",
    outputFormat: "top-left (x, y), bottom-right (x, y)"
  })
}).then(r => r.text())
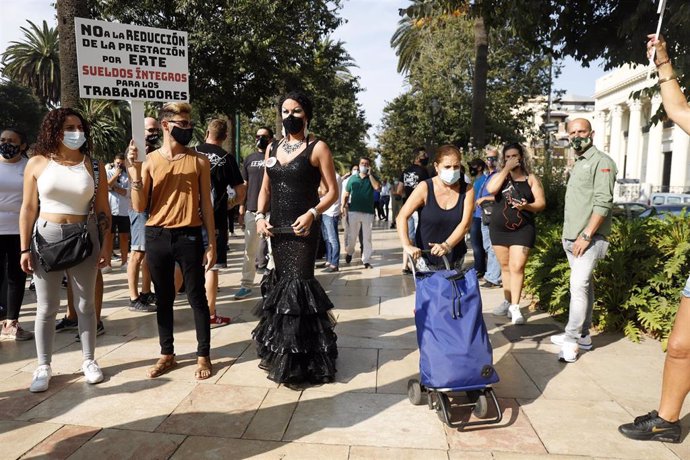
top-left (62, 131), bottom-right (86, 150)
top-left (439, 168), bottom-right (461, 185)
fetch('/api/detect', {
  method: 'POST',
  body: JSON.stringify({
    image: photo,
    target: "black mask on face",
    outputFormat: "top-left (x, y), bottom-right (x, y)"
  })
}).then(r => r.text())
top-left (469, 166), bottom-right (480, 177)
top-left (170, 126), bottom-right (193, 146)
top-left (145, 133), bottom-right (160, 145)
top-left (256, 137), bottom-right (270, 150)
top-left (282, 115), bottom-right (305, 135)
top-left (420, 157), bottom-right (429, 166)
top-left (0, 143), bottom-right (20, 160)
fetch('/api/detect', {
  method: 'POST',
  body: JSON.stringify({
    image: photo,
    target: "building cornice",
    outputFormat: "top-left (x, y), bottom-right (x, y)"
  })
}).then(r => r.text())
top-left (594, 66), bottom-right (649, 99)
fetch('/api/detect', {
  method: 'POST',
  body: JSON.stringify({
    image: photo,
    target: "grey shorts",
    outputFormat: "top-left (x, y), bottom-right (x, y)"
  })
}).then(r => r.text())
top-left (129, 209), bottom-right (148, 251)
top-left (683, 275), bottom-right (690, 298)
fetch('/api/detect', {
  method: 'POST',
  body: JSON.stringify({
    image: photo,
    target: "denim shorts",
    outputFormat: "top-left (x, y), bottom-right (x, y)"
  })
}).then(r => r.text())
top-left (129, 210), bottom-right (148, 251)
top-left (683, 274), bottom-right (690, 298)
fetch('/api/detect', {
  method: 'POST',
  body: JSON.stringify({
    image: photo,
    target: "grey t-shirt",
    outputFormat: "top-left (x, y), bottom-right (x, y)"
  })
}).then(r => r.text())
top-left (242, 151), bottom-right (265, 212)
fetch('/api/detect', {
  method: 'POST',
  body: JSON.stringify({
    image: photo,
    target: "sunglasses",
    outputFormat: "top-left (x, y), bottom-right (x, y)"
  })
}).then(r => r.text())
top-left (255, 135), bottom-right (270, 140)
top-left (486, 157), bottom-right (497, 162)
top-left (167, 119), bottom-right (194, 129)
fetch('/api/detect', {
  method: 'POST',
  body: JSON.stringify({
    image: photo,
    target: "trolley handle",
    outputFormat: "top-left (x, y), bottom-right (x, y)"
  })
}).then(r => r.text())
top-left (406, 249), bottom-right (450, 277)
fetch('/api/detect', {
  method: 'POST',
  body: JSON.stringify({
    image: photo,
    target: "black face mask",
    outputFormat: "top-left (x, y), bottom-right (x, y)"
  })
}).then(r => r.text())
top-left (0, 143), bottom-right (20, 160)
top-left (256, 137), bottom-right (270, 150)
top-left (420, 157), bottom-right (429, 166)
top-left (469, 167), bottom-right (480, 177)
top-left (170, 126), bottom-right (193, 146)
top-left (282, 115), bottom-right (305, 135)
top-left (145, 133), bottom-right (160, 145)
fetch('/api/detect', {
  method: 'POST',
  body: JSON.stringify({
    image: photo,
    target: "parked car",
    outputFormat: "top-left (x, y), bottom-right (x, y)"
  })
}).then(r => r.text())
top-left (612, 202), bottom-right (651, 220)
top-left (638, 204), bottom-right (689, 220)
top-left (649, 193), bottom-right (690, 206)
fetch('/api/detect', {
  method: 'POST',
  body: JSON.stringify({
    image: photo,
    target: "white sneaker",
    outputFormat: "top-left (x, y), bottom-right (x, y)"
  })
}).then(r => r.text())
top-left (550, 333), bottom-right (593, 350)
top-left (82, 359), bottom-right (104, 384)
top-left (509, 304), bottom-right (524, 325)
top-left (558, 341), bottom-right (579, 363)
top-left (492, 300), bottom-right (510, 316)
top-left (100, 265), bottom-right (112, 274)
top-left (120, 262), bottom-right (128, 271)
top-left (30, 365), bottom-right (52, 393)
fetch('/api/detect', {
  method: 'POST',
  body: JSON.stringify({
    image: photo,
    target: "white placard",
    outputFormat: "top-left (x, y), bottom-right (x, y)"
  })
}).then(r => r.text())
top-left (75, 18), bottom-right (189, 102)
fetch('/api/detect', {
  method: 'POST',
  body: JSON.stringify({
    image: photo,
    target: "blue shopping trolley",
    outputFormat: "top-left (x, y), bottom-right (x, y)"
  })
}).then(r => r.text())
top-left (407, 253), bottom-right (502, 427)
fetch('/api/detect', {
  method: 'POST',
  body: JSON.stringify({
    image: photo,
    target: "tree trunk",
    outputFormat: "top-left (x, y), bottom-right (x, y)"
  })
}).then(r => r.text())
top-left (57, 0), bottom-right (88, 108)
top-left (471, 15), bottom-right (489, 148)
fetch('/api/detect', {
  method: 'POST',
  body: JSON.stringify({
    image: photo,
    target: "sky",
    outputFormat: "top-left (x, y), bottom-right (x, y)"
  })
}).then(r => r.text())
top-left (1, 0), bottom-right (606, 144)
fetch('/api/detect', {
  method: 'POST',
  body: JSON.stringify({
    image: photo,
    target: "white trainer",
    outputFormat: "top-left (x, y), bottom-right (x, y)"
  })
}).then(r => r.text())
top-left (82, 359), bottom-right (104, 384)
top-left (558, 341), bottom-right (579, 363)
top-left (492, 300), bottom-right (510, 316)
top-left (509, 304), bottom-right (525, 325)
top-left (550, 333), bottom-right (593, 350)
top-left (29, 365), bottom-right (52, 393)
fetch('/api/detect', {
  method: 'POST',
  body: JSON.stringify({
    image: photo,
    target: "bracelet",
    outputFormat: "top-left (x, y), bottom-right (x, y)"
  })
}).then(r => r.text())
top-left (308, 207), bottom-right (320, 218)
top-left (20, 248), bottom-right (30, 254)
top-left (655, 58), bottom-right (671, 68)
top-left (659, 73), bottom-right (678, 85)
top-left (442, 241), bottom-right (452, 251)
top-left (254, 212), bottom-right (266, 222)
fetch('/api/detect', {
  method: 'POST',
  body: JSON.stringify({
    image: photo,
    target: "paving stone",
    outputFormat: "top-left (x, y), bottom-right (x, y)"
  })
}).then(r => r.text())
top-left (376, 348), bottom-right (419, 395)
top-left (336, 316), bottom-right (418, 350)
top-left (171, 436), bottom-right (350, 459)
top-left (0, 371), bottom-right (80, 420)
top-left (492, 353), bottom-right (542, 400)
top-left (520, 399), bottom-right (678, 459)
top-left (68, 428), bottom-right (184, 460)
top-left (351, 445), bottom-right (449, 460)
top-left (301, 346), bottom-right (378, 394)
top-left (22, 424), bottom-right (100, 459)
top-left (283, 391), bottom-right (447, 449)
top-left (0, 421), bottom-right (61, 459)
top-left (243, 387), bottom-right (301, 441)
top-left (156, 383), bottom-right (267, 438)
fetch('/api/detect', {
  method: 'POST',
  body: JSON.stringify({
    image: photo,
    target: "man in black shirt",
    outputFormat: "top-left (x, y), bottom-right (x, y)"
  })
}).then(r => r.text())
top-left (196, 119), bottom-right (245, 326)
top-left (397, 147), bottom-right (429, 274)
top-left (234, 127), bottom-right (274, 300)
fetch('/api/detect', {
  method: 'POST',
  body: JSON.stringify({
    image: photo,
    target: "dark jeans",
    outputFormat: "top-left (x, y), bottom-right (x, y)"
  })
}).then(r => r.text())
top-left (470, 217), bottom-right (486, 275)
top-left (380, 195), bottom-right (390, 220)
top-left (0, 234), bottom-right (27, 320)
top-left (145, 226), bottom-right (210, 357)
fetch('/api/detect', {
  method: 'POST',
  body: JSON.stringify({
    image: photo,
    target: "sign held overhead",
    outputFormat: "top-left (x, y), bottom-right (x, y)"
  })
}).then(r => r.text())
top-left (75, 18), bottom-right (189, 102)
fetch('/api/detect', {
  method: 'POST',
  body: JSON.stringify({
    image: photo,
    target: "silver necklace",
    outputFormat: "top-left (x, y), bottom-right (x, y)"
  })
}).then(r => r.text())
top-left (282, 138), bottom-right (305, 155)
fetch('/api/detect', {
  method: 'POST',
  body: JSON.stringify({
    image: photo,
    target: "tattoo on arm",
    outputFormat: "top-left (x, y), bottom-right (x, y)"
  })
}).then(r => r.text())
top-left (131, 180), bottom-right (142, 191)
top-left (97, 212), bottom-right (110, 238)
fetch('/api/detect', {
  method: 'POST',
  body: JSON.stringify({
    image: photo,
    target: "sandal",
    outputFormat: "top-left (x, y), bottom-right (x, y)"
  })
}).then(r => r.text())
top-left (195, 356), bottom-right (213, 380)
top-left (146, 355), bottom-right (177, 378)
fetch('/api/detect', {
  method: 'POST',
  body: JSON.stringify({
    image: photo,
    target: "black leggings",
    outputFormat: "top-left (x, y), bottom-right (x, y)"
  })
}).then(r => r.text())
top-left (0, 235), bottom-right (27, 320)
top-left (145, 226), bottom-right (210, 357)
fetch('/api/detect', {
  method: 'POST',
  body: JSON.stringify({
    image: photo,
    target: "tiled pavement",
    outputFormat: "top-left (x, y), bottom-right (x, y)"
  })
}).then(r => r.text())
top-left (1, 221), bottom-right (689, 459)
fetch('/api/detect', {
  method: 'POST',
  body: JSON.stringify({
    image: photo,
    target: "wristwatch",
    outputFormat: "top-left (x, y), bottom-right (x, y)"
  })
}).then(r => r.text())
top-left (580, 232), bottom-right (591, 242)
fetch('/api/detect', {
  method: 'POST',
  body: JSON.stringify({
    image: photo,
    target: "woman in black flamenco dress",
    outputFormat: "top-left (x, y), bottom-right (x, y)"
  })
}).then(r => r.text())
top-left (253, 91), bottom-right (340, 385)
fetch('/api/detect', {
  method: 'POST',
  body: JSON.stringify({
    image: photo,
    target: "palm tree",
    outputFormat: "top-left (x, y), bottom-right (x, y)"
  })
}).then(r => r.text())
top-left (57, 0), bottom-right (88, 108)
top-left (78, 99), bottom-right (130, 161)
top-left (1, 20), bottom-right (60, 107)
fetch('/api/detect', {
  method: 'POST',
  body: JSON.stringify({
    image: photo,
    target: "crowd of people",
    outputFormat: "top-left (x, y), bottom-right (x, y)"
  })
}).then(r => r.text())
top-left (1, 34), bottom-right (689, 443)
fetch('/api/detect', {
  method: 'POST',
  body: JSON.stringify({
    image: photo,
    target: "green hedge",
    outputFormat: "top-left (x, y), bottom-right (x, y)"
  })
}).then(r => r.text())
top-left (524, 213), bottom-right (690, 349)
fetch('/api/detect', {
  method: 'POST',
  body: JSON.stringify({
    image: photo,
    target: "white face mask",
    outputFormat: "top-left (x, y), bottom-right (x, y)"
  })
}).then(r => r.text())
top-left (62, 131), bottom-right (86, 150)
top-left (359, 166), bottom-right (368, 175)
top-left (439, 168), bottom-right (461, 185)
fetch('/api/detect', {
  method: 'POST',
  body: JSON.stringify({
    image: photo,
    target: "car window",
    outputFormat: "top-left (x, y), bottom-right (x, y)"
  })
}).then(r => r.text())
top-left (629, 204), bottom-right (647, 216)
top-left (668, 197), bottom-right (681, 204)
top-left (652, 196), bottom-right (665, 205)
top-left (638, 208), bottom-right (653, 218)
top-left (684, 196), bottom-right (690, 203)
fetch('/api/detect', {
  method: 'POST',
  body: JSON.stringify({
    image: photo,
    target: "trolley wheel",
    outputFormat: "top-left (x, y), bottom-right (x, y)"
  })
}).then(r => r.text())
top-left (407, 379), bottom-right (423, 405)
top-left (435, 392), bottom-right (451, 424)
top-left (473, 392), bottom-right (489, 418)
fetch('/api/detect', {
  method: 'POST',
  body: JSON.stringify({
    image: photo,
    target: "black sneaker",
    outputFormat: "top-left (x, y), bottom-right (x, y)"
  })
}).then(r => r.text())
top-left (345, 255), bottom-right (352, 264)
top-left (140, 292), bottom-right (157, 305)
top-left (76, 321), bottom-right (105, 341)
top-left (618, 411), bottom-right (681, 443)
top-left (55, 315), bottom-right (78, 332)
top-left (61, 276), bottom-right (68, 288)
top-left (129, 297), bottom-right (157, 312)
top-left (481, 280), bottom-right (501, 289)
top-left (323, 266), bottom-right (339, 273)
top-left (363, 263), bottom-right (372, 269)
top-left (315, 261), bottom-right (327, 268)
top-left (28, 280), bottom-right (35, 291)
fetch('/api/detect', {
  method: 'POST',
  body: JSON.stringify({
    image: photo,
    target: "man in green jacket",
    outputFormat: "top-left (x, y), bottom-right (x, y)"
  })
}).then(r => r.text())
top-left (551, 118), bottom-right (617, 363)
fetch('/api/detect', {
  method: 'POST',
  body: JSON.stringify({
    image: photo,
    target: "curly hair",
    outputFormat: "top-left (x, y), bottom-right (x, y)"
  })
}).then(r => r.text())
top-left (501, 142), bottom-right (530, 175)
top-left (34, 108), bottom-right (92, 157)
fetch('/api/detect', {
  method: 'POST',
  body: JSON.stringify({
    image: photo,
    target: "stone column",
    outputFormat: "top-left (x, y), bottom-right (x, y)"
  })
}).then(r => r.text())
top-left (608, 105), bottom-right (624, 175)
top-left (646, 95), bottom-right (664, 187)
top-left (625, 100), bottom-right (643, 179)
top-left (671, 124), bottom-right (690, 191)
top-left (593, 111), bottom-right (607, 151)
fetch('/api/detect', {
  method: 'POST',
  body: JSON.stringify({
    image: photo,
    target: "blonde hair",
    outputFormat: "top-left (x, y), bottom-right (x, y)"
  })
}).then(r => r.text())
top-left (206, 118), bottom-right (228, 140)
top-left (159, 102), bottom-right (192, 122)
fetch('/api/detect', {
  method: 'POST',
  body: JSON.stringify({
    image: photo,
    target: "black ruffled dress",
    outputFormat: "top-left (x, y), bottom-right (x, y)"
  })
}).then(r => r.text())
top-left (252, 138), bottom-right (338, 384)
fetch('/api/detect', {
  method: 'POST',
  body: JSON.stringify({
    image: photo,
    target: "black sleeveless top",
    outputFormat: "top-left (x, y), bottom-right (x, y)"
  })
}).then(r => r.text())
top-left (489, 176), bottom-right (535, 233)
top-left (415, 178), bottom-right (468, 268)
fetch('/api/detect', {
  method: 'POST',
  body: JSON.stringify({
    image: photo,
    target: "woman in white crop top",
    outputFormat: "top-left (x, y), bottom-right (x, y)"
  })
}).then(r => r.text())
top-left (19, 108), bottom-right (111, 393)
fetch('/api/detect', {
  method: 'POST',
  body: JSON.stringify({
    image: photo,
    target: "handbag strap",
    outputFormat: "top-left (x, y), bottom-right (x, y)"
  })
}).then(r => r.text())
top-left (89, 158), bottom-right (99, 216)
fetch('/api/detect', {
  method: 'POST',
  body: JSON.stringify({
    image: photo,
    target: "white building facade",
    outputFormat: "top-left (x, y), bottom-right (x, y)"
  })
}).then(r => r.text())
top-left (594, 65), bottom-right (690, 195)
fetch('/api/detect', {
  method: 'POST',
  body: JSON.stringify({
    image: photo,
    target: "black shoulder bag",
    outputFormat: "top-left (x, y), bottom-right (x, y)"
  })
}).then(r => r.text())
top-left (32, 159), bottom-right (99, 272)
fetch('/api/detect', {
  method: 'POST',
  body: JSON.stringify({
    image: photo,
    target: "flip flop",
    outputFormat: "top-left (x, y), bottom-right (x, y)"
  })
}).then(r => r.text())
top-left (195, 357), bottom-right (213, 380)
